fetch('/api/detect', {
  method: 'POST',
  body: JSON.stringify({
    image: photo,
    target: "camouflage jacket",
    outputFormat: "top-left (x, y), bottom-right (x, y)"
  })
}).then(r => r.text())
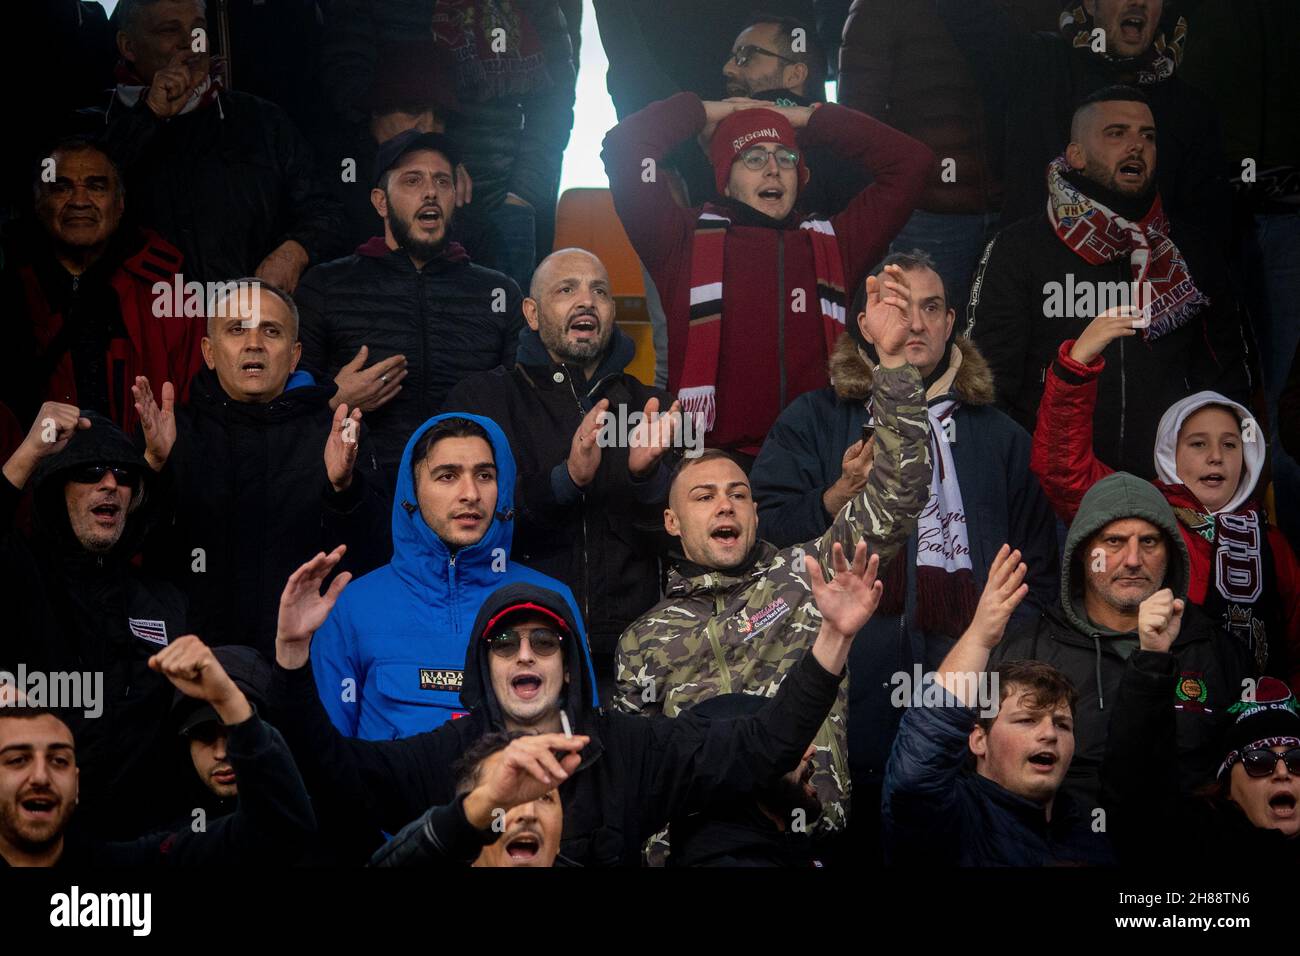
top-left (614, 363), bottom-right (932, 837)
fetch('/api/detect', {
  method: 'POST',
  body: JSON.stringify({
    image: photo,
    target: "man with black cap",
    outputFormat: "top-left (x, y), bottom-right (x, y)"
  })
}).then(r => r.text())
top-left (603, 86), bottom-right (932, 458)
top-left (0, 636), bottom-right (316, 866)
top-left (296, 129), bottom-right (525, 480)
top-left (269, 532), bottom-right (887, 866)
top-left (0, 401), bottom-right (184, 840)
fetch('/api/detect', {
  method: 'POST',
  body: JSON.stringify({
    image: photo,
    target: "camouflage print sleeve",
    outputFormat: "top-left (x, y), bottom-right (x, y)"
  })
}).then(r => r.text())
top-left (614, 619), bottom-right (667, 717)
top-left (815, 362), bottom-right (931, 575)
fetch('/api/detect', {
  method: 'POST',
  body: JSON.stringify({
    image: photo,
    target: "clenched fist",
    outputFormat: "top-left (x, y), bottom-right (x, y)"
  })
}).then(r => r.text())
top-left (1138, 588), bottom-right (1184, 653)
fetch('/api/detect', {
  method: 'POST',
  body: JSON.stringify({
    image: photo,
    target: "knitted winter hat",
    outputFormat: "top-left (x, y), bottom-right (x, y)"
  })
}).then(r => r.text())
top-left (1217, 677), bottom-right (1300, 779)
top-left (710, 108), bottom-right (808, 196)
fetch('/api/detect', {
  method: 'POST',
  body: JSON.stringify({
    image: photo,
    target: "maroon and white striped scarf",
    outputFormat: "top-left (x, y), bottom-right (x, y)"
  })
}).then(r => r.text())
top-left (681, 208), bottom-right (845, 432)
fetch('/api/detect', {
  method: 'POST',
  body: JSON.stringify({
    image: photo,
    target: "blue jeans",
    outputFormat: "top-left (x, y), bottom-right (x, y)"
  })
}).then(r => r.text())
top-left (886, 209), bottom-right (1001, 319)
top-left (1240, 212), bottom-right (1300, 543)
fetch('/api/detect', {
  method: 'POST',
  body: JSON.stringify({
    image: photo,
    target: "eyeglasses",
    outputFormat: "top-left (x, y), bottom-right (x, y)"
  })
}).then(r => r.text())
top-left (1235, 747), bottom-right (1300, 777)
top-left (67, 464), bottom-right (140, 489)
top-left (730, 44), bottom-right (796, 67)
top-left (486, 627), bottom-right (564, 658)
top-left (738, 145), bottom-right (799, 171)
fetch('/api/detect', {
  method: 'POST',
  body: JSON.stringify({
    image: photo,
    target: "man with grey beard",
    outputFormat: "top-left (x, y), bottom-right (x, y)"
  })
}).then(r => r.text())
top-left (0, 403), bottom-right (184, 841)
top-left (443, 248), bottom-right (680, 694)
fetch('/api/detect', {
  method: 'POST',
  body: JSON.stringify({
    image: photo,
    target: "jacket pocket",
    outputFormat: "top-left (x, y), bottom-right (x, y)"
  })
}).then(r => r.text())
top-left (367, 659), bottom-right (468, 738)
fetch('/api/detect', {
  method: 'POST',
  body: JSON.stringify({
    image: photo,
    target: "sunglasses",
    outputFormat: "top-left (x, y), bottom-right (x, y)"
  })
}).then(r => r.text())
top-left (486, 627), bottom-right (564, 658)
top-left (730, 44), bottom-right (795, 67)
top-left (738, 146), bottom-right (799, 171)
top-left (1235, 746), bottom-right (1300, 777)
top-left (67, 464), bottom-right (140, 489)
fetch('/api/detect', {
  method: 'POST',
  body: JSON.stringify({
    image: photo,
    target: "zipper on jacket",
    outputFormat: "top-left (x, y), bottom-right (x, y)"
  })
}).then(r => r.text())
top-left (565, 372), bottom-right (593, 626)
top-left (1118, 337), bottom-right (1127, 460)
top-left (777, 234), bottom-right (787, 410)
top-left (704, 607), bottom-right (733, 695)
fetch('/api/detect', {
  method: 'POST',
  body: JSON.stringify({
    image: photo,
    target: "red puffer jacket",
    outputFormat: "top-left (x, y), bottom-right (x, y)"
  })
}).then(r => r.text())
top-left (1032, 338), bottom-right (1300, 691)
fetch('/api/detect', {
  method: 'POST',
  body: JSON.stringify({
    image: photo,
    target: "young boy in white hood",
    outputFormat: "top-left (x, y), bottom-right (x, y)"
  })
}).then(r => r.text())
top-left (1030, 308), bottom-right (1300, 690)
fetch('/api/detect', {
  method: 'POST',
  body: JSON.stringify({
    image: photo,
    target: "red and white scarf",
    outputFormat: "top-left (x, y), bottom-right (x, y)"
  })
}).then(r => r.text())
top-left (681, 209), bottom-right (845, 432)
top-left (1047, 155), bottom-right (1207, 341)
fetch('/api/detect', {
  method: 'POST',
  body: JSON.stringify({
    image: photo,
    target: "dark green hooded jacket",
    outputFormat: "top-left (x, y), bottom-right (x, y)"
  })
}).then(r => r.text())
top-left (992, 473), bottom-right (1256, 809)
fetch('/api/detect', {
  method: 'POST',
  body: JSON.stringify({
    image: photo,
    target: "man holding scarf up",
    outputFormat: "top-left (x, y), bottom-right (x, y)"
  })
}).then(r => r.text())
top-left (966, 85), bottom-right (1250, 478)
top-left (602, 91), bottom-right (933, 458)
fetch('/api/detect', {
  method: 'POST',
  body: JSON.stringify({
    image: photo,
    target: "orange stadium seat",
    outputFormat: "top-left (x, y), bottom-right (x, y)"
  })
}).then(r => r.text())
top-left (553, 187), bottom-right (657, 386)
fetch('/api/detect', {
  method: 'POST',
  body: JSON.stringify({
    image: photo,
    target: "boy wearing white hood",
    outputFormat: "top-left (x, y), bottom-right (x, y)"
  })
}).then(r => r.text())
top-left (1030, 308), bottom-right (1300, 690)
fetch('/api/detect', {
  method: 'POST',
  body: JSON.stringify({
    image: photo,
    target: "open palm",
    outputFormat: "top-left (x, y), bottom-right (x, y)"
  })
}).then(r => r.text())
top-left (805, 541), bottom-right (883, 637)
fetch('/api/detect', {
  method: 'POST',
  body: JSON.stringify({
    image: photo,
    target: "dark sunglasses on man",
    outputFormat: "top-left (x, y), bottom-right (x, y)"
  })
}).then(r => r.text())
top-left (486, 627), bottom-right (564, 658)
top-left (1233, 746), bottom-right (1300, 777)
top-left (730, 44), bottom-right (795, 68)
top-left (67, 463), bottom-right (140, 489)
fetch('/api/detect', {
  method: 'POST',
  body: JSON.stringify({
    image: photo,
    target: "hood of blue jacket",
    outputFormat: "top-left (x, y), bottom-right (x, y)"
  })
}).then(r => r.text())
top-left (390, 413), bottom-right (521, 596)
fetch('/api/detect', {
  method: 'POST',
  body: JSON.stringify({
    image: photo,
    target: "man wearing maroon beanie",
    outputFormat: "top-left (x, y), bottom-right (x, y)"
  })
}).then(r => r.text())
top-left (603, 93), bottom-right (933, 458)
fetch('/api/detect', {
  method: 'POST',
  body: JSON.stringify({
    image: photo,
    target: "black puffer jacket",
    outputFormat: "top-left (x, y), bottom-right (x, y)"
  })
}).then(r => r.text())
top-left (966, 191), bottom-right (1251, 478)
top-left (99, 88), bottom-right (347, 283)
top-left (296, 237), bottom-right (524, 479)
top-left (442, 327), bottom-right (672, 663)
top-left (270, 582), bottom-right (843, 866)
top-left (142, 366), bottom-right (391, 657)
top-left (0, 412), bottom-right (186, 841)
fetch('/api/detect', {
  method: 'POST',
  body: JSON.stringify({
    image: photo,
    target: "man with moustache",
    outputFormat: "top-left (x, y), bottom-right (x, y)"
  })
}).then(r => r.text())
top-left (297, 130), bottom-right (525, 480)
top-left (989, 472), bottom-right (1255, 808)
top-left (966, 86), bottom-right (1250, 477)
top-left (0, 137), bottom-right (202, 436)
top-left (444, 248), bottom-right (679, 693)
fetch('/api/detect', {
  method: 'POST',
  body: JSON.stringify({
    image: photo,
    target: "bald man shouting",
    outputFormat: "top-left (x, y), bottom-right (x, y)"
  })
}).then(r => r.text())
top-left (444, 249), bottom-right (682, 694)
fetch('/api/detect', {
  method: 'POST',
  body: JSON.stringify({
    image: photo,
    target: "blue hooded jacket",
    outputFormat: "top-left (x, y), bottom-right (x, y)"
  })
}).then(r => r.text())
top-left (311, 413), bottom-right (594, 739)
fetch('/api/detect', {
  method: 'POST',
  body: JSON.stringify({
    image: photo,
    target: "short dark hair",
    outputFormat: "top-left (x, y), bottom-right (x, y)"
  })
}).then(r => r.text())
top-left (668, 448), bottom-right (745, 496)
top-left (410, 417), bottom-right (493, 481)
top-left (205, 277), bottom-right (300, 341)
top-left (1071, 84), bottom-right (1152, 139)
top-left (0, 700), bottom-right (76, 739)
top-left (116, 0), bottom-right (206, 37)
top-left (451, 730), bottom-right (528, 796)
top-left (976, 660), bottom-right (1078, 733)
top-left (33, 135), bottom-right (125, 202)
top-left (870, 248), bottom-right (948, 307)
top-left (743, 13), bottom-right (827, 99)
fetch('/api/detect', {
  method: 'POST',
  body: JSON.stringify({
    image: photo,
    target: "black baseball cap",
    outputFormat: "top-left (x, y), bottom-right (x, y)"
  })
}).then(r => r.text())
top-left (373, 130), bottom-right (461, 188)
top-left (174, 646), bottom-right (273, 738)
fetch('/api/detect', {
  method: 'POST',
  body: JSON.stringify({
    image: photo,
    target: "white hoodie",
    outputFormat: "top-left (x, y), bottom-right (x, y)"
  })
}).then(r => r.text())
top-left (1153, 391), bottom-right (1266, 515)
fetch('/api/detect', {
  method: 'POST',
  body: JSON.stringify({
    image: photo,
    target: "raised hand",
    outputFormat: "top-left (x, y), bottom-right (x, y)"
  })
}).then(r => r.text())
top-left (324, 402), bottom-right (363, 492)
top-left (462, 733), bottom-right (590, 829)
top-left (823, 435), bottom-right (875, 517)
top-left (331, 345), bottom-right (407, 413)
top-left (567, 399), bottom-right (609, 488)
top-left (963, 544), bottom-right (1029, 649)
top-left (132, 376), bottom-right (177, 471)
top-left (1068, 306), bottom-right (1142, 364)
top-left (145, 49), bottom-right (204, 119)
top-left (806, 540), bottom-right (883, 639)
top-left (148, 634), bottom-right (252, 725)
top-left (860, 264), bottom-right (913, 365)
top-left (275, 545), bottom-right (352, 669)
top-left (1137, 588), bottom-right (1184, 653)
top-left (255, 239), bottom-right (310, 294)
top-left (2, 402), bottom-right (91, 489)
top-left (627, 396), bottom-right (681, 477)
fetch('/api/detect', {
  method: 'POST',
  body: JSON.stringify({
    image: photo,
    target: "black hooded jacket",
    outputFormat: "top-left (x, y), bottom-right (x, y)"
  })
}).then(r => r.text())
top-left (0, 412), bottom-right (186, 840)
top-left (269, 581), bottom-right (843, 866)
top-left (992, 473), bottom-right (1256, 809)
top-left (141, 365), bottom-right (391, 656)
top-left (442, 326), bottom-right (674, 662)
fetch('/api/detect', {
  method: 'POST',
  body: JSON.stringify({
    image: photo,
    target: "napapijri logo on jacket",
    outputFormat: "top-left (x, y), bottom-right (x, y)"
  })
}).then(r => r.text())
top-left (736, 598), bottom-right (792, 637)
top-left (419, 668), bottom-right (463, 692)
top-left (127, 618), bottom-right (168, 646)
